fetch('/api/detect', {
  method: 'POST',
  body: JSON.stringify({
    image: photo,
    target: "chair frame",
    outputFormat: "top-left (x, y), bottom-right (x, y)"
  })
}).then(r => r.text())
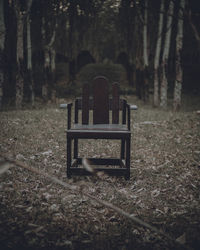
top-left (66, 76), bottom-right (133, 180)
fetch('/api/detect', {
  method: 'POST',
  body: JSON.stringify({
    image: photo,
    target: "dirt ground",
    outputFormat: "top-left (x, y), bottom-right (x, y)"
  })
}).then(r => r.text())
top-left (0, 95), bottom-right (200, 250)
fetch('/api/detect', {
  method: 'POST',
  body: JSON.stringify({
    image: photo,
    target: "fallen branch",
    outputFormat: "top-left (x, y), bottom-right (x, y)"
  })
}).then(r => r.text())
top-left (0, 153), bottom-right (191, 250)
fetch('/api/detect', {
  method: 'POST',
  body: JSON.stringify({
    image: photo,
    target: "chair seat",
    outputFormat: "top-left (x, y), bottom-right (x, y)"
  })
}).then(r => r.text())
top-left (67, 124), bottom-right (130, 139)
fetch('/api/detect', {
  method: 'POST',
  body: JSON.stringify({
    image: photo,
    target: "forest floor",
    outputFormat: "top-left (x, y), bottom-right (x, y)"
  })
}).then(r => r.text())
top-left (0, 95), bottom-right (200, 250)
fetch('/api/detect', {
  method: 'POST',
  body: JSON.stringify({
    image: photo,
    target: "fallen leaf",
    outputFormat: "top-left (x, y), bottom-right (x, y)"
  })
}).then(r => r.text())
top-left (176, 233), bottom-right (186, 244)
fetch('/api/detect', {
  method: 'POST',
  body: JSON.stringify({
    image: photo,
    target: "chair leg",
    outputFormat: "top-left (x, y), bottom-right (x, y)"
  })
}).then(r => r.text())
top-left (67, 136), bottom-right (72, 178)
top-left (74, 139), bottom-right (78, 167)
top-left (125, 137), bottom-right (130, 180)
top-left (121, 139), bottom-right (125, 159)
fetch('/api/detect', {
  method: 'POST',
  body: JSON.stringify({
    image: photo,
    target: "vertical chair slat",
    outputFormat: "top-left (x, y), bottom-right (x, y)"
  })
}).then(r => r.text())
top-left (67, 103), bottom-right (72, 129)
top-left (112, 83), bottom-right (119, 124)
top-left (75, 99), bottom-right (78, 123)
top-left (127, 104), bottom-right (130, 130)
top-left (121, 99), bottom-right (127, 160)
top-left (122, 100), bottom-right (127, 125)
top-left (74, 99), bottom-right (79, 162)
top-left (82, 83), bottom-right (90, 125)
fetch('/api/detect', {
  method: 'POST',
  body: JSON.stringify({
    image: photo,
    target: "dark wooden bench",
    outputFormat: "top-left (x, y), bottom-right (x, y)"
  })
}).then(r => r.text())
top-left (65, 76), bottom-right (137, 180)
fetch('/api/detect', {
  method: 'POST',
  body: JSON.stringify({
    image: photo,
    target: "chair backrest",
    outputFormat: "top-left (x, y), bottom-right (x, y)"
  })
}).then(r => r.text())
top-left (76, 76), bottom-right (124, 125)
top-left (82, 83), bottom-right (90, 125)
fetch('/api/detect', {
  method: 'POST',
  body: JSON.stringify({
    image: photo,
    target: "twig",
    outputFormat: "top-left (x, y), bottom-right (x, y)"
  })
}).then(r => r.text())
top-left (82, 158), bottom-right (132, 199)
top-left (188, 11), bottom-right (200, 46)
top-left (0, 153), bottom-right (191, 250)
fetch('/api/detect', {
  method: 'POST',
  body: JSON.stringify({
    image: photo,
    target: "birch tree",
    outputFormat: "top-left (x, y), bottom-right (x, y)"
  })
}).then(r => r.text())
top-left (0, 0), bottom-right (5, 109)
top-left (160, 0), bottom-right (174, 108)
top-left (50, 39), bottom-right (56, 102)
top-left (42, 15), bottom-right (57, 101)
top-left (173, 0), bottom-right (185, 111)
top-left (15, 0), bottom-right (25, 108)
top-left (26, 0), bottom-right (34, 105)
top-left (41, 17), bottom-right (49, 100)
top-left (153, 0), bottom-right (164, 107)
top-left (143, 0), bottom-right (149, 101)
top-left (143, 0), bottom-right (148, 69)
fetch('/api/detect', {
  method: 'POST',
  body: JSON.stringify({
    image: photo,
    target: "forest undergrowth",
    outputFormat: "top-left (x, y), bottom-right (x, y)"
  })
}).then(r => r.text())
top-left (0, 95), bottom-right (200, 250)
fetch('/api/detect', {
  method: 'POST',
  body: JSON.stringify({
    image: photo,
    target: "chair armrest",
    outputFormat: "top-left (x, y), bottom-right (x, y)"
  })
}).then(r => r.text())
top-left (60, 103), bottom-right (72, 109)
top-left (130, 104), bottom-right (138, 110)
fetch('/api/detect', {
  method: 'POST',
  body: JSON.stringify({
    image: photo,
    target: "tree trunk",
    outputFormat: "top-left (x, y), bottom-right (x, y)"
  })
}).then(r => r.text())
top-left (160, 1), bottom-right (174, 108)
top-left (41, 17), bottom-right (49, 101)
top-left (42, 17), bottom-right (56, 101)
top-left (50, 48), bottom-right (56, 102)
top-left (15, 2), bottom-right (24, 108)
top-left (0, 0), bottom-right (5, 109)
top-left (42, 49), bottom-right (49, 101)
top-left (173, 0), bottom-right (185, 111)
top-left (153, 0), bottom-right (164, 107)
top-left (49, 28), bottom-right (56, 100)
top-left (143, 0), bottom-right (149, 102)
top-left (26, 0), bottom-right (34, 105)
top-left (143, 0), bottom-right (148, 68)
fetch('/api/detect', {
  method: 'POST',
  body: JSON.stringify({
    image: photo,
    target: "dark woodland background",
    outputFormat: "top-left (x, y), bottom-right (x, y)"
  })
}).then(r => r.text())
top-left (0, 0), bottom-right (200, 109)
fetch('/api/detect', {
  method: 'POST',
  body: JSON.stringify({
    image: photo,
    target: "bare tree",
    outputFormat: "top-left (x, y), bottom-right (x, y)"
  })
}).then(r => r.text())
top-left (160, 0), bottom-right (174, 108)
top-left (188, 11), bottom-right (200, 52)
top-left (41, 14), bottom-right (57, 101)
top-left (15, 0), bottom-right (25, 108)
top-left (143, 0), bottom-right (149, 102)
top-left (26, 0), bottom-right (34, 105)
top-left (0, 0), bottom-right (5, 109)
top-left (153, 0), bottom-right (164, 107)
top-left (173, 0), bottom-right (185, 111)
top-left (143, 0), bottom-right (148, 69)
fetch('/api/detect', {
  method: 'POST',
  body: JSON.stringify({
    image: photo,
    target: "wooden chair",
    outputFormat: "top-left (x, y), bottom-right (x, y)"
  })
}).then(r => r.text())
top-left (66, 76), bottom-right (136, 180)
